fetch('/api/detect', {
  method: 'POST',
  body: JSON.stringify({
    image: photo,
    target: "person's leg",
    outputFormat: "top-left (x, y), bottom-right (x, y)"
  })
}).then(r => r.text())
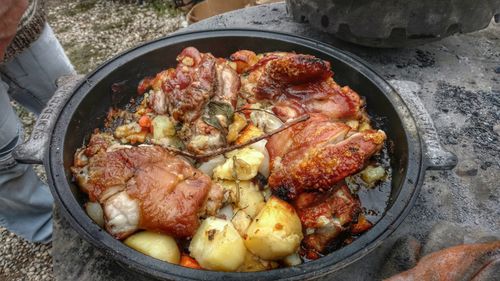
top-left (0, 23), bottom-right (75, 114)
top-left (0, 80), bottom-right (53, 243)
top-left (0, 23), bottom-right (74, 243)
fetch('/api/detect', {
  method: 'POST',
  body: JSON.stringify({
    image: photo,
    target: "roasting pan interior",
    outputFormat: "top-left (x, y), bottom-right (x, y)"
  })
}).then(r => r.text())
top-left (52, 32), bottom-right (418, 279)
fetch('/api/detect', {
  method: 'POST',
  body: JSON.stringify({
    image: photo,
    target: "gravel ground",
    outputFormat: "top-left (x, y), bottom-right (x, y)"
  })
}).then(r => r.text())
top-left (1, 1), bottom-right (185, 280)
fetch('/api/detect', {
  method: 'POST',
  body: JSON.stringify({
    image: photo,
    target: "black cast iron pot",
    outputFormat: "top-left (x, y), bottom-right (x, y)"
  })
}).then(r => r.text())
top-left (13, 29), bottom-right (457, 280)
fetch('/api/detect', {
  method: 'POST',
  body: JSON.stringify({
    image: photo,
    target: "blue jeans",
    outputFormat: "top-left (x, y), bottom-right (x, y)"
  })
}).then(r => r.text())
top-left (0, 24), bottom-right (75, 243)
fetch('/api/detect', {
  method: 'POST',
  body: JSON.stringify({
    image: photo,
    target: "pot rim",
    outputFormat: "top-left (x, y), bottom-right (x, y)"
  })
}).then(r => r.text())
top-left (47, 29), bottom-right (423, 281)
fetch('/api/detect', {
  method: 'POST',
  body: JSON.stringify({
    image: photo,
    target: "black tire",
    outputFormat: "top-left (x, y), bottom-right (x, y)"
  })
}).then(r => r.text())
top-left (286, 0), bottom-right (500, 48)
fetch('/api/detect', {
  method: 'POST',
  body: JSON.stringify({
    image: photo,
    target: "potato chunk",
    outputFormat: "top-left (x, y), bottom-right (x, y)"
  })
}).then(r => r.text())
top-left (235, 124), bottom-right (264, 145)
top-left (227, 113), bottom-right (248, 143)
top-left (151, 115), bottom-right (175, 140)
top-left (232, 209), bottom-right (252, 236)
top-left (124, 231), bottom-right (180, 264)
top-left (213, 147), bottom-right (264, 180)
top-left (218, 181), bottom-right (265, 218)
top-left (360, 165), bottom-right (386, 186)
top-left (244, 197), bottom-right (303, 260)
top-left (238, 251), bottom-right (279, 272)
top-left (114, 122), bottom-right (147, 144)
top-left (189, 217), bottom-right (246, 271)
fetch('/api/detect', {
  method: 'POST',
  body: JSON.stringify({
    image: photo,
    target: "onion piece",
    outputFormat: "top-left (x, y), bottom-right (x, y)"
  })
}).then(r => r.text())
top-left (249, 140), bottom-right (270, 178)
top-left (217, 204), bottom-right (234, 220)
top-left (283, 253), bottom-right (302, 266)
top-left (197, 155), bottom-right (226, 177)
top-left (360, 165), bottom-right (386, 186)
top-left (85, 202), bottom-right (104, 227)
top-left (250, 110), bottom-right (283, 133)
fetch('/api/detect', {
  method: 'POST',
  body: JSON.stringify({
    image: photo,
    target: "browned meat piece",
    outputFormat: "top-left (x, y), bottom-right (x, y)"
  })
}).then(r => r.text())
top-left (255, 54), bottom-right (332, 98)
top-left (214, 59), bottom-right (240, 108)
top-left (146, 47), bottom-right (240, 154)
top-left (232, 51), bottom-right (363, 121)
top-left (72, 144), bottom-right (222, 239)
top-left (266, 114), bottom-right (386, 200)
top-left (229, 50), bottom-right (260, 74)
top-left (294, 185), bottom-right (363, 254)
top-left (84, 131), bottom-right (117, 157)
top-left (146, 47), bottom-right (216, 123)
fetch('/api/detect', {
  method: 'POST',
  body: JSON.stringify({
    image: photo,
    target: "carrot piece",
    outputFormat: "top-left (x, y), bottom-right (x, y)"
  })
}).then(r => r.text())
top-left (138, 115), bottom-right (151, 128)
top-left (351, 214), bottom-right (373, 235)
top-left (180, 255), bottom-right (202, 269)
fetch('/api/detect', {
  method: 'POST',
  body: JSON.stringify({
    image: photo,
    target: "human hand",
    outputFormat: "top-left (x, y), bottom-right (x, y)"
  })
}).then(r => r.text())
top-left (0, 0), bottom-right (28, 60)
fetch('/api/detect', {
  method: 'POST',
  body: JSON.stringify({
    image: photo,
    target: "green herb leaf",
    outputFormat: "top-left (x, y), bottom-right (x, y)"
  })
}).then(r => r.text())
top-left (202, 101), bottom-right (234, 131)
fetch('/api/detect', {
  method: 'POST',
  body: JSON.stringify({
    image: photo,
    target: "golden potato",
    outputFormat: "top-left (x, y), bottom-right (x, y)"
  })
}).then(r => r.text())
top-left (238, 182), bottom-right (265, 218)
top-left (189, 217), bottom-right (246, 271)
top-left (345, 120), bottom-right (359, 130)
top-left (231, 209), bottom-right (252, 237)
top-left (226, 113), bottom-right (248, 143)
top-left (218, 181), bottom-right (265, 218)
top-left (124, 231), bottom-right (180, 264)
top-left (114, 122), bottom-right (147, 143)
top-left (360, 165), bottom-right (386, 186)
top-left (283, 253), bottom-right (302, 266)
top-left (151, 115), bottom-right (175, 140)
top-left (213, 148), bottom-right (264, 180)
top-left (244, 197), bottom-right (303, 260)
top-left (359, 122), bottom-right (372, 131)
top-left (237, 251), bottom-right (279, 272)
top-left (114, 122), bottom-right (141, 139)
top-left (235, 124), bottom-right (264, 145)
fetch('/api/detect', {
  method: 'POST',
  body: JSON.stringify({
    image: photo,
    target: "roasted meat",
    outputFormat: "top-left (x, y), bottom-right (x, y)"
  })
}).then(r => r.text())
top-left (294, 185), bottom-right (362, 254)
top-left (231, 50), bottom-right (364, 121)
top-left (71, 139), bottom-right (223, 239)
top-left (266, 114), bottom-right (386, 200)
top-left (72, 48), bottom-right (389, 271)
top-left (144, 47), bottom-right (240, 154)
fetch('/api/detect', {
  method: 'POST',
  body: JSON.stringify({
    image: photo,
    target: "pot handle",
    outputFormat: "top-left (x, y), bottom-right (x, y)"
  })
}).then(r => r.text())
top-left (389, 80), bottom-right (457, 170)
top-left (12, 75), bottom-right (83, 164)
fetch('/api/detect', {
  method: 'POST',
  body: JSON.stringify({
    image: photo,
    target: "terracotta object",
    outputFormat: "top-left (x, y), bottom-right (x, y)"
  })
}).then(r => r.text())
top-left (385, 241), bottom-right (500, 281)
top-left (187, 0), bottom-right (282, 24)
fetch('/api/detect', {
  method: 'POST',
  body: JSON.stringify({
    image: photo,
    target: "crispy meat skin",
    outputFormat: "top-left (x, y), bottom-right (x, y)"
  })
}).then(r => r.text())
top-left (78, 144), bottom-right (218, 238)
top-left (232, 51), bottom-right (363, 121)
top-left (294, 185), bottom-right (362, 254)
top-left (151, 47), bottom-right (216, 123)
top-left (267, 114), bottom-right (386, 200)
